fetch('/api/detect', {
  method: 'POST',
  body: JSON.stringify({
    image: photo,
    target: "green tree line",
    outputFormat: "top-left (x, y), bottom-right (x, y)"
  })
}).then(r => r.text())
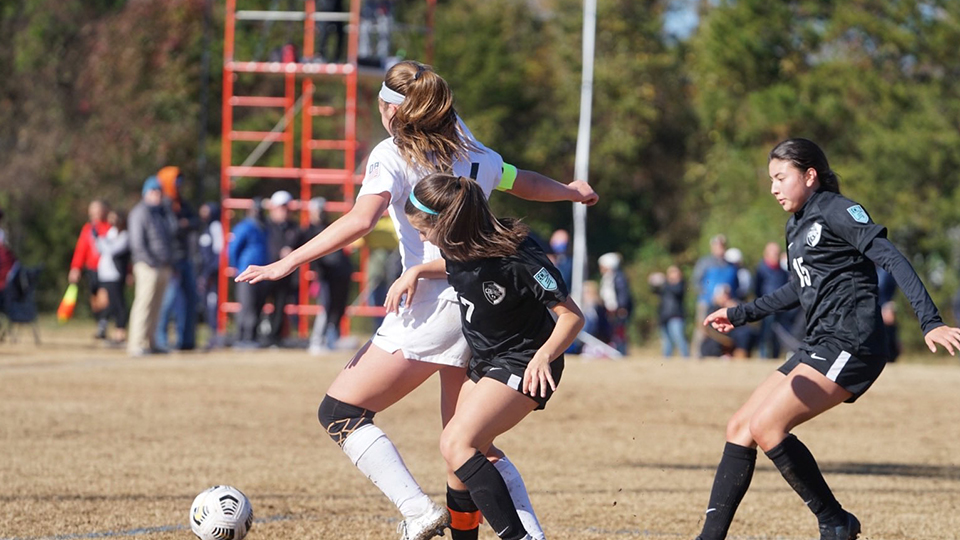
top-left (2, 0), bottom-right (958, 350)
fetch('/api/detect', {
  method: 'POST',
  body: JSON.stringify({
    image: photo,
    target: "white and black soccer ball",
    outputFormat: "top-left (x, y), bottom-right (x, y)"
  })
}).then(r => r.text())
top-left (190, 485), bottom-right (254, 540)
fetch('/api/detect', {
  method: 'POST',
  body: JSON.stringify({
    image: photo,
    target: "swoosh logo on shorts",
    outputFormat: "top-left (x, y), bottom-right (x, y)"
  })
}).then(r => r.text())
top-left (810, 352), bottom-right (827, 361)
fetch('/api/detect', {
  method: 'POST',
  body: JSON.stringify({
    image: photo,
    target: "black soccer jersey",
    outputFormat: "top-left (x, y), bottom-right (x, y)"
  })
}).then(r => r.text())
top-left (445, 236), bottom-right (568, 368)
top-left (729, 190), bottom-right (899, 356)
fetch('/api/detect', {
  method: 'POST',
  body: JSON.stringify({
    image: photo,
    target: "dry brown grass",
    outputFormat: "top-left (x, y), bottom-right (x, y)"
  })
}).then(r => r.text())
top-left (2, 324), bottom-right (959, 539)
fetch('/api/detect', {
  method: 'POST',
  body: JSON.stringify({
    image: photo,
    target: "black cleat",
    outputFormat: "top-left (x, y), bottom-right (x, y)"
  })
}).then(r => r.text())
top-left (819, 511), bottom-right (861, 540)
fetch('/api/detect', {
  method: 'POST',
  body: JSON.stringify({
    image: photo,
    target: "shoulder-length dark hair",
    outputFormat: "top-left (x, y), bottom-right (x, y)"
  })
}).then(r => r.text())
top-left (769, 138), bottom-right (841, 193)
top-left (405, 173), bottom-right (528, 262)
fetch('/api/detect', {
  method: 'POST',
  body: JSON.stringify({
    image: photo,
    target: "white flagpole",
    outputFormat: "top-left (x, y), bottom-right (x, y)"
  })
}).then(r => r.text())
top-left (571, 0), bottom-right (596, 307)
top-left (571, 0), bottom-right (621, 358)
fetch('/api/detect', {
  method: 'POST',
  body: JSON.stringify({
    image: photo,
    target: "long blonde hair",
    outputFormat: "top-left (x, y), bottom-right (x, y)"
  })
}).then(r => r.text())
top-left (405, 173), bottom-right (528, 263)
top-left (383, 61), bottom-right (475, 172)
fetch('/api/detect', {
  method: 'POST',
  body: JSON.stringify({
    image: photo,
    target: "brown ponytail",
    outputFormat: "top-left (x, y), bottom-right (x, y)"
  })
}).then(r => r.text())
top-left (382, 61), bottom-right (476, 172)
top-left (405, 173), bottom-right (528, 262)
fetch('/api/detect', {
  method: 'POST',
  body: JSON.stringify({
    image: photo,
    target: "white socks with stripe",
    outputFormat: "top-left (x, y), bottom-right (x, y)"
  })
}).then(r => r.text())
top-left (494, 456), bottom-right (546, 540)
top-left (341, 424), bottom-right (434, 519)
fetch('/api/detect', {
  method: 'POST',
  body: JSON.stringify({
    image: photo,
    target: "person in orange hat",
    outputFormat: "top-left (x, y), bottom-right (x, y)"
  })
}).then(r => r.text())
top-left (154, 166), bottom-right (200, 351)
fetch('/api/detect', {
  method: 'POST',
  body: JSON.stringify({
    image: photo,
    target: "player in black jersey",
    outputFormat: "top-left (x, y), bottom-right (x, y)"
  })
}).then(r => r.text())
top-left (385, 173), bottom-right (584, 540)
top-left (693, 139), bottom-right (960, 540)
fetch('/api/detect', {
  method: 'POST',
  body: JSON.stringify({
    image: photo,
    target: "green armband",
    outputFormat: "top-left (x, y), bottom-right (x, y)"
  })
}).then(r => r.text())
top-left (496, 163), bottom-right (518, 191)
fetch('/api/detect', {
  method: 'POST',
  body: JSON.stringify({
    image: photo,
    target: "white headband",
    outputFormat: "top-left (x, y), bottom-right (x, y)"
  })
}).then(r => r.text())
top-left (379, 82), bottom-right (405, 105)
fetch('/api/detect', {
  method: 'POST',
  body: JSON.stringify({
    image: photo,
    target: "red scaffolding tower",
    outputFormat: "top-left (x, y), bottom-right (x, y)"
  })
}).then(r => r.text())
top-left (218, 0), bottom-right (408, 339)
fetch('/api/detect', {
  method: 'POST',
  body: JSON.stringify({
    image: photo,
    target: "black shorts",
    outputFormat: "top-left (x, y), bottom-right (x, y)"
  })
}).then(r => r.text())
top-left (82, 269), bottom-right (101, 294)
top-left (467, 355), bottom-right (564, 410)
top-left (778, 344), bottom-right (886, 403)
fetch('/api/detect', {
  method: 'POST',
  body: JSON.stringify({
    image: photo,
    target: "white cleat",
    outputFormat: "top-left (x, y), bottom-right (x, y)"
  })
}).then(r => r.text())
top-left (397, 502), bottom-right (450, 540)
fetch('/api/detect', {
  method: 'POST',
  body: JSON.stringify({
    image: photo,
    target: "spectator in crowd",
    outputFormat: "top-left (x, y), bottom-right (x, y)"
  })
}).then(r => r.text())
top-left (701, 284), bottom-right (755, 359)
top-left (702, 247), bottom-right (740, 313)
top-left (358, 0), bottom-right (393, 67)
top-left (725, 247), bottom-right (752, 300)
top-left (229, 199), bottom-right (269, 348)
top-left (650, 265), bottom-right (689, 358)
top-left (264, 191), bottom-right (302, 347)
top-left (154, 166), bottom-right (200, 351)
top-left (127, 177), bottom-right (173, 356)
top-left (598, 251), bottom-right (633, 354)
top-left (304, 197), bottom-right (353, 355)
top-left (691, 234), bottom-right (729, 357)
top-left (878, 266), bottom-right (900, 362)
top-left (197, 202), bottom-right (223, 348)
top-left (754, 241), bottom-right (791, 359)
top-left (578, 279), bottom-right (612, 356)
top-left (69, 199), bottom-right (112, 339)
top-left (548, 229), bottom-right (573, 288)
top-left (0, 206), bottom-right (6, 246)
top-left (317, 0), bottom-right (346, 63)
top-left (0, 218), bottom-right (16, 315)
top-left (94, 210), bottom-right (130, 345)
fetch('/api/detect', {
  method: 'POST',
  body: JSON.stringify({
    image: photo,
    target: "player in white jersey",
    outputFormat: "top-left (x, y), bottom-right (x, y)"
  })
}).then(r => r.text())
top-left (236, 60), bottom-right (598, 540)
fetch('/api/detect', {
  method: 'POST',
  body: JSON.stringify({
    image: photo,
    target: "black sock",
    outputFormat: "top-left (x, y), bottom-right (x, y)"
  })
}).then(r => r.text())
top-left (765, 434), bottom-right (844, 526)
top-left (698, 442), bottom-right (757, 540)
top-left (454, 452), bottom-right (527, 540)
top-left (447, 485), bottom-right (481, 540)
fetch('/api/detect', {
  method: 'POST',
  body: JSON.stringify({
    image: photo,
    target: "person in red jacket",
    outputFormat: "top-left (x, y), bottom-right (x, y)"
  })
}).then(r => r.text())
top-left (69, 200), bottom-right (112, 338)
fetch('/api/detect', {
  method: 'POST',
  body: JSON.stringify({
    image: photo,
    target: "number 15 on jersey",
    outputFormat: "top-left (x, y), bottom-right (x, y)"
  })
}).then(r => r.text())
top-left (792, 257), bottom-right (812, 287)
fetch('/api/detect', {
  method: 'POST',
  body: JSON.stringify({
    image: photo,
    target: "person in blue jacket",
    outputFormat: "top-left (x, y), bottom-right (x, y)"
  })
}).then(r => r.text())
top-left (228, 199), bottom-right (269, 346)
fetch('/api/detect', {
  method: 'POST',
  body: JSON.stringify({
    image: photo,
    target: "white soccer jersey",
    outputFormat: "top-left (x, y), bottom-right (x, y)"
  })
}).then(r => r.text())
top-left (356, 119), bottom-right (507, 301)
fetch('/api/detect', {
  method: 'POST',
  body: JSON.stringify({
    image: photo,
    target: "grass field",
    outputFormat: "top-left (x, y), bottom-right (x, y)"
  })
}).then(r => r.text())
top-left (2, 322), bottom-right (959, 540)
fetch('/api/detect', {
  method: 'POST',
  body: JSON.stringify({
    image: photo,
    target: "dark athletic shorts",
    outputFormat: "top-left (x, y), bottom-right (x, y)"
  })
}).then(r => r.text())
top-left (468, 355), bottom-right (564, 410)
top-left (83, 269), bottom-right (102, 294)
top-left (778, 343), bottom-right (886, 403)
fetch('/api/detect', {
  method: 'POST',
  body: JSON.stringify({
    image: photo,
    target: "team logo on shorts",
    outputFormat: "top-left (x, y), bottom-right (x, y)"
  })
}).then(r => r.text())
top-left (367, 162), bottom-right (380, 178)
top-left (847, 204), bottom-right (869, 223)
top-left (533, 267), bottom-right (558, 291)
top-left (483, 281), bottom-right (506, 305)
top-left (805, 222), bottom-right (822, 247)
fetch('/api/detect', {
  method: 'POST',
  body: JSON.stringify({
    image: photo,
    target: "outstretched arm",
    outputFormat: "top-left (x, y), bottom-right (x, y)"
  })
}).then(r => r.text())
top-left (235, 193), bottom-right (389, 284)
top-left (864, 237), bottom-right (960, 354)
top-left (725, 280), bottom-right (801, 327)
top-left (504, 169), bottom-right (599, 206)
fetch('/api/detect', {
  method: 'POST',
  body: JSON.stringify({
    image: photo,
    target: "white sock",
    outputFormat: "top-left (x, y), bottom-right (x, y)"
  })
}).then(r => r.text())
top-left (341, 424), bottom-right (433, 519)
top-left (494, 455), bottom-right (545, 539)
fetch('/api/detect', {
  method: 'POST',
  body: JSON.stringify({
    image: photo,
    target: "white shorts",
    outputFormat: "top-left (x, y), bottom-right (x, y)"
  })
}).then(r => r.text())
top-left (371, 294), bottom-right (470, 368)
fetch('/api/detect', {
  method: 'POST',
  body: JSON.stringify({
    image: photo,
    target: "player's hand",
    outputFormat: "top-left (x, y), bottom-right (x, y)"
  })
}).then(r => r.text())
top-left (384, 269), bottom-right (420, 314)
top-left (234, 260), bottom-right (292, 284)
top-left (924, 325), bottom-right (960, 355)
top-left (522, 350), bottom-right (556, 399)
top-left (68, 268), bottom-right (81, 284)
top-left (568, 180), bottom-right (599, 206)
top-left (703, 308), bottom-right (733, 333)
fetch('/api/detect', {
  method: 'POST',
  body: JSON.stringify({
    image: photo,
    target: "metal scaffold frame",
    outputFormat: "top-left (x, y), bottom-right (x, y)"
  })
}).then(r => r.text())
top-left (217, 0), bottom-right (400, 340)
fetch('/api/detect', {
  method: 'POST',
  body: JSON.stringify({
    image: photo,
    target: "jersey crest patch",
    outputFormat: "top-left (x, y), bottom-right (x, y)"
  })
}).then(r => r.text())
top-left (483, 281), bottom-right (506, 305)
top-left (847, 204), bottom-right (869, 224)
top-left (533, 267), bottom-right (558, 291)
top-left (367, 162), bottom-right (380, 178)
top-left (805, 222), bottom-right (823, 247)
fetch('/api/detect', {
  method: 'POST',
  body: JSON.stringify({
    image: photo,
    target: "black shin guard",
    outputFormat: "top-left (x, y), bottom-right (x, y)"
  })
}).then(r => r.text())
top-left (698, 442), bottom-right (757, 540)
top-left (317, 394), bottom-right (375, 447)
top-left (455, 452), bottom-right (526, 540)
top-left (447, 485), bottom-right (481, 540)
top-left (765, 434), bottom-right (844, 527)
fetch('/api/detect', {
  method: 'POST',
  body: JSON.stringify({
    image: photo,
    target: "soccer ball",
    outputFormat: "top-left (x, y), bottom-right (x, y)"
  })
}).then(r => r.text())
top-left (190, 485), bottom-right (254, 540)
